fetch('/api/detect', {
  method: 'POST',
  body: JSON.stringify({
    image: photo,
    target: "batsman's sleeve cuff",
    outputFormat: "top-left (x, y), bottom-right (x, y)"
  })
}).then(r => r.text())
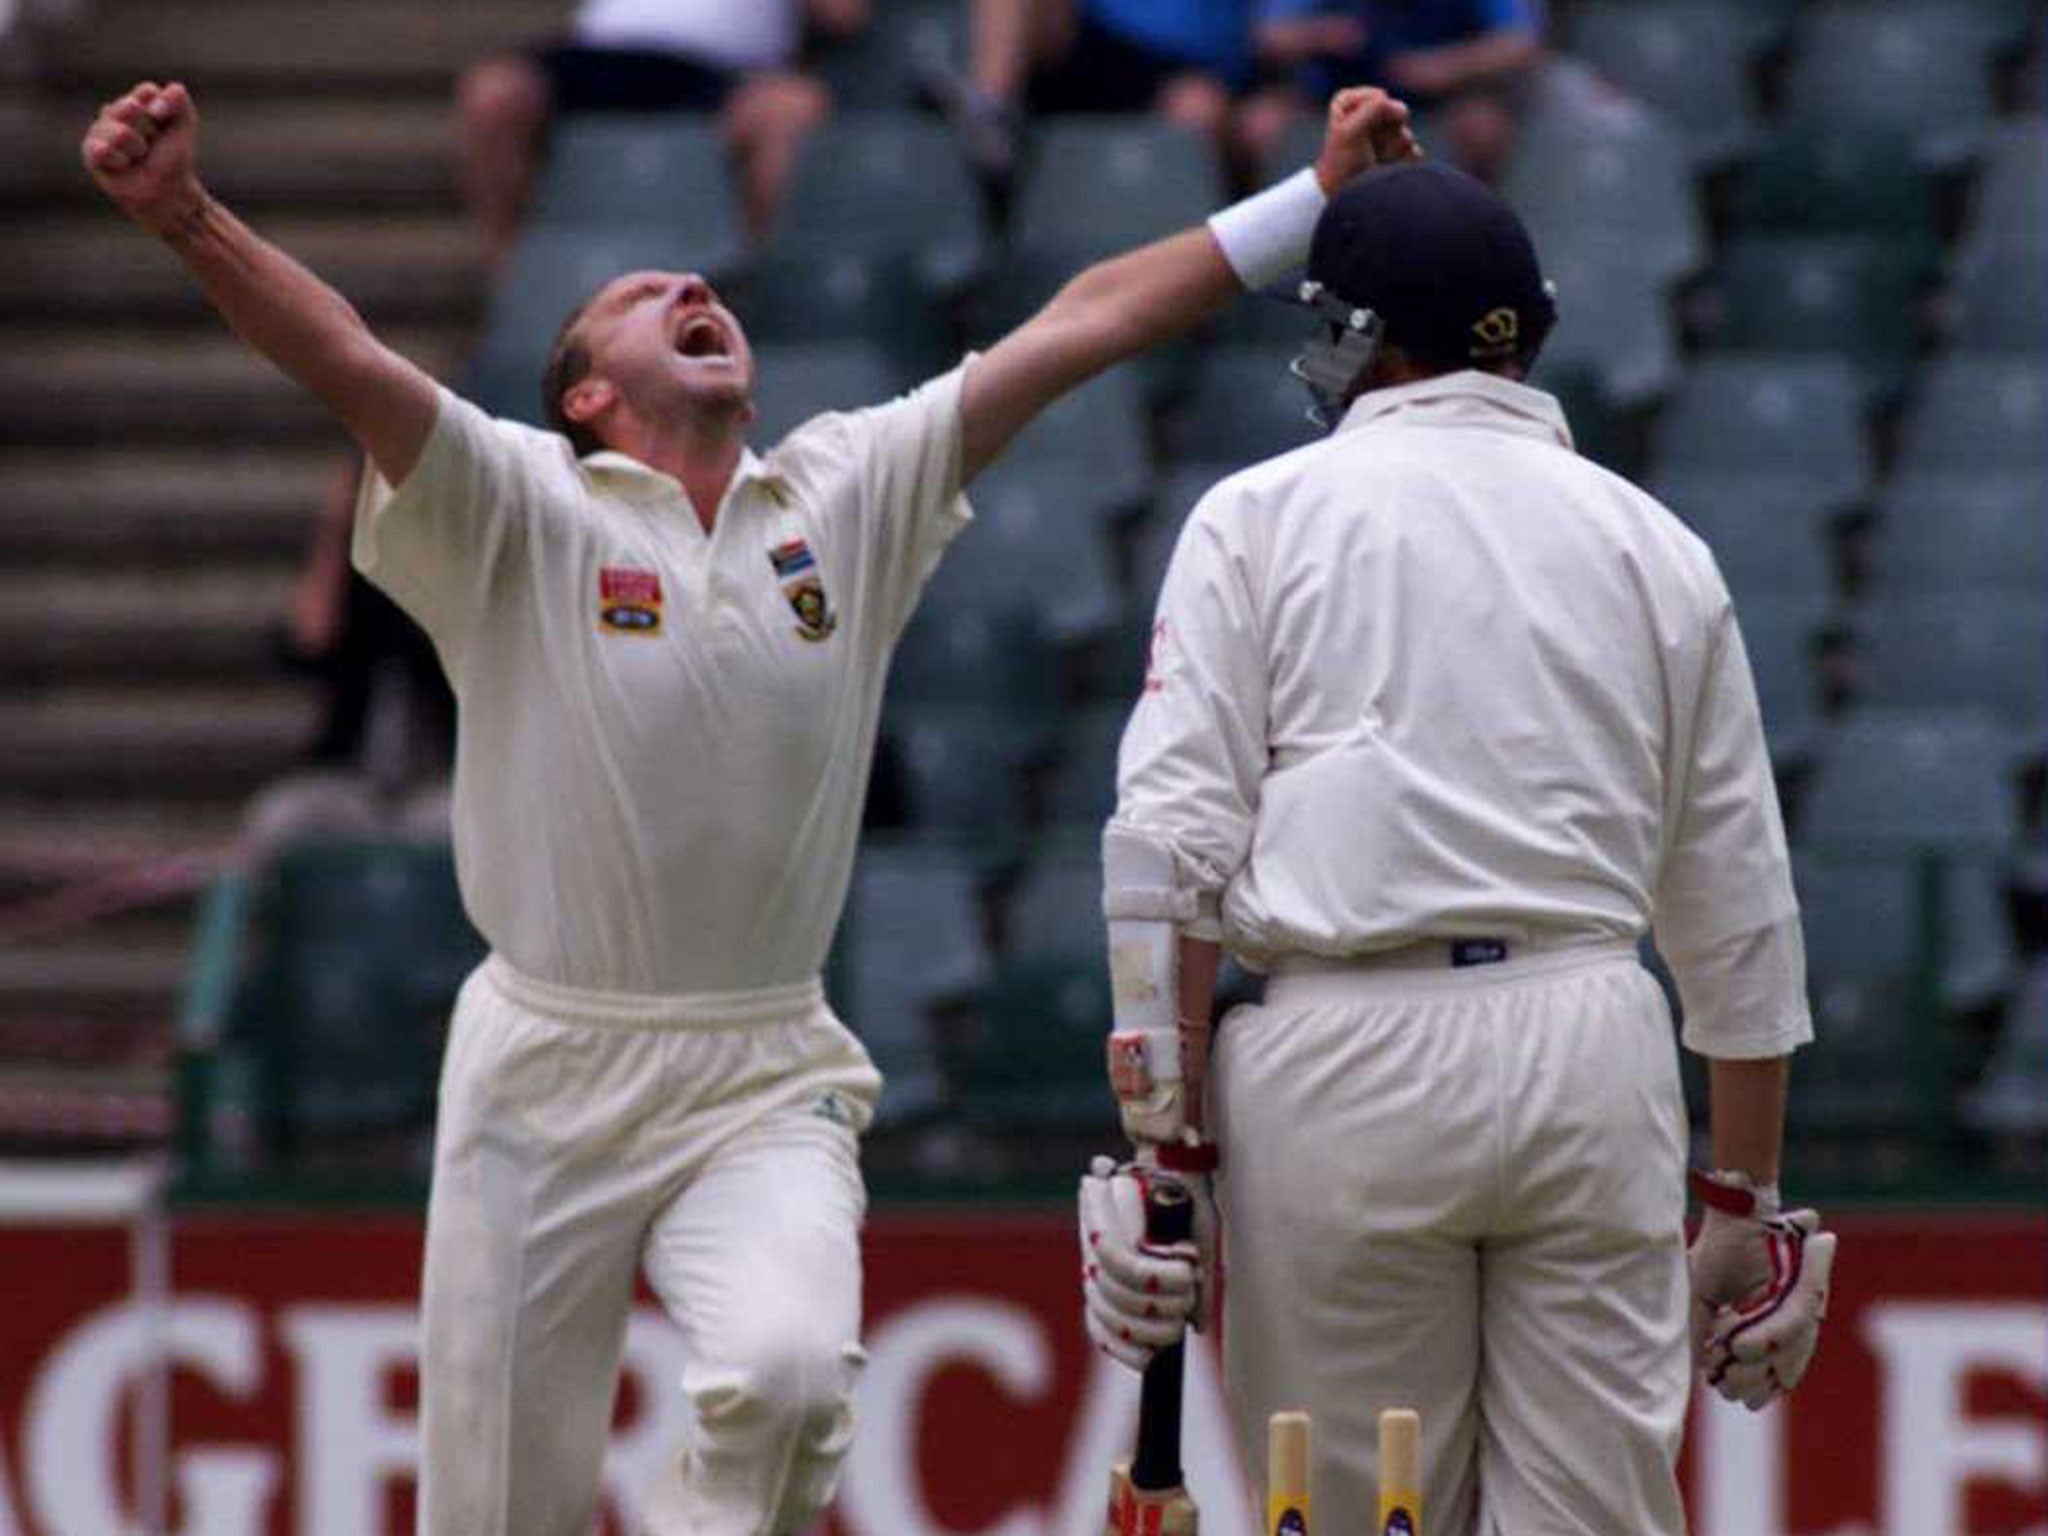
top-left (1207, 167), bottom-right (1327, 291)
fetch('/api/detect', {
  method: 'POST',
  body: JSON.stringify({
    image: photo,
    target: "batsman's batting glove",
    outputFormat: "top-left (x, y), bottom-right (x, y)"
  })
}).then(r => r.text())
top-left (1077, 1157), bottom-right (1218, 1371)
top-left (1686, 1168), bottom-right (1838, 1410)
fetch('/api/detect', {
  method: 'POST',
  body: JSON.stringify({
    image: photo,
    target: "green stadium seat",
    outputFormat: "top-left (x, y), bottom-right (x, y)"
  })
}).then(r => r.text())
top-left (1654, 476), bottom-right (1839, 608)
top-left (1503, 101), bottom-right (1706, 282)
top-left (814, 0), bottom-right (964, 110)
top-left (1536, 247), bottom-right (1680, 408)
top-left (1959, 116), bottom-right (2048, 254)
top-left (1783, 4), bottom-right (1999, 168)
top-left (769, 113), bottom-right (986, 284)
top-left (921, 470), bottom-right (1124, 643)
top-left (1563, 3), bottom-right (1765, 167)
top-left (1539, 365), bottom-right (1641, 477)
top-left (1895, 356), bottom-right (2048, 477)
top-left (1732, 125), bottom-right (1940, 255)
top-left (241, 841), bottom-right (483, 1149)
top-left (1043, 701), bottom-right (1131, 828)
top-left (527, 115), bottom-right (747, 265)
top-left (985, 364), bottom-right (1155, 516)
top-left (1943, 245), bottom-right (2048, 354)
top-left (1725, 596), bottom-right (1830, 764)
top-left (1801, 707), bottom-right (2021, 847)
top-left (888, 601), bottom-right (1059, 717)
top-left (885, 703), bottom-right (1037, 840)
top-left (1173, 345), bottom-right (1321, 463)
top-left (748, 342), bottom-right (909, 449)
top-left (1012, 117), bottom-right (1223, 264)
top-left (837, 836), bottom-right (992, 1123)
top-left (1871, 473), bottom-right (2046, 598)
top-left (736, 251), bottom-right (959, 377)
top-left (1132, 461), bottom-right (1234, 603)
top-left (1650, 357), bottom-right (1873, 506)
top-left (1962, 959), bottom-right (2048, 1138)
top-left (1853, 597), bottom-right (2048, 754)
top-left (466, 224), bottom-right (740, 425)
top-left (1698, 237), bottom-right (1928, 405)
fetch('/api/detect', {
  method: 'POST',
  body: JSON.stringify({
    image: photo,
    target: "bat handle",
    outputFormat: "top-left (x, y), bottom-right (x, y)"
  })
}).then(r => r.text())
top-left (1130, 1179), bottom-right (1195, 1492)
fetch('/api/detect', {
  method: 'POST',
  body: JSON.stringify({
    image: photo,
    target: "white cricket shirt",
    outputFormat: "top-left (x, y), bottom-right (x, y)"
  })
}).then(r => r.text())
top-left (571, 0), bottom-right (800, 69)
top-left (353, 367), bottom-right (971, 996)
top-left (1113, 371), bottom-right (1811, 1058)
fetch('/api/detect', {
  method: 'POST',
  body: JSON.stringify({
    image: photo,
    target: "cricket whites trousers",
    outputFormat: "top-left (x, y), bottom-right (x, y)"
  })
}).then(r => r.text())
top-left (419, 955), bottom-right (882, 1536)
top-left (1213, 940), bottom-right (1691, 1536)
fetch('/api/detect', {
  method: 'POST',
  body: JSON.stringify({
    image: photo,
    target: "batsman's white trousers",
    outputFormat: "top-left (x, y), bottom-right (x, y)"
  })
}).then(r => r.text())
top-left (419, 955), bottom-right (881, 1536)
top-left (1213, 940), bottom-right (1691, 1536)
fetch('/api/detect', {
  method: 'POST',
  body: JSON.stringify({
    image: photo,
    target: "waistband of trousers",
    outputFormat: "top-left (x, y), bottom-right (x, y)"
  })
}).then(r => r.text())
top-left (480, 954), bottom-right (825, 1030)
top-left (1265, 936), bottom-right (1639, 1006)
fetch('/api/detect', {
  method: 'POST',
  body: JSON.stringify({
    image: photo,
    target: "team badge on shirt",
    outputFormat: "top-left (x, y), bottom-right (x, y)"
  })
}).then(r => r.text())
top-left (768, 536), bottom-right (838, 643)
top-left (598, 566), bottom-right (663, 636)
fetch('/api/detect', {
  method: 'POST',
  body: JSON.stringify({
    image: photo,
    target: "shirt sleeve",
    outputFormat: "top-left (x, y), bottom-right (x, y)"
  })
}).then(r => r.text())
top-left (1654, 605), bottom-right (1814, 1059)
top-left (841, 360), bottom-right (974, 638)
top-left (1110, 490), bottom-right (1270, 941)
top-left (351, 386), bottom-right (557, 663)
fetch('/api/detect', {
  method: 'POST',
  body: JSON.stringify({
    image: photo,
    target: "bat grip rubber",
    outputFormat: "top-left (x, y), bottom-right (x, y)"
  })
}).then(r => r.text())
top-left (1130, 1180), bottom-right (1195, 1492)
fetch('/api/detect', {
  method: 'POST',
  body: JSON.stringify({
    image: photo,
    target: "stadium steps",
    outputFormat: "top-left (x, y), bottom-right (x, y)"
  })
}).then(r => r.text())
top-left (0, 566), bottom-right (299, 683)
top-left (0, 927), bottom-right (192, 1022)
top-left (0, 213), bottom-right (486, 323)
top-left (0, 325), bottom-right (466, 444)
top-left (0, 449), bottom-right (327, 566)
top-left (0, 683), bottom-right (319, 797)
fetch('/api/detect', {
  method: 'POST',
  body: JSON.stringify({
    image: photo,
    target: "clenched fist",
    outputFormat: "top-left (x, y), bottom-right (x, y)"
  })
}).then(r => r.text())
top-left (81, 80), bottom-right (203, 235)
top-left (1313, 85), bottom-right (1423, 196)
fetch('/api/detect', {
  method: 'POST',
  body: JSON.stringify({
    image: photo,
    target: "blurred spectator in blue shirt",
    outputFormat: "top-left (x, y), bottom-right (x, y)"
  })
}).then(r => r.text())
top-left (1242, 0), bottom-right (1544, 181)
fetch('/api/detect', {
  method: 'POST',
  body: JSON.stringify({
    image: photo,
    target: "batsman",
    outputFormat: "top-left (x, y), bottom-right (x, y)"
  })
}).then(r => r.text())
top-left (1080, 164), bottom-right (1840, 1532)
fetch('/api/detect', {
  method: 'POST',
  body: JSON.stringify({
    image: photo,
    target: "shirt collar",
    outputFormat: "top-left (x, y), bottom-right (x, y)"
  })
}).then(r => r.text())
top-left (580, 444), bottom-right (784, 506)
top-left (1333, 370), bottom-right (1575, 451)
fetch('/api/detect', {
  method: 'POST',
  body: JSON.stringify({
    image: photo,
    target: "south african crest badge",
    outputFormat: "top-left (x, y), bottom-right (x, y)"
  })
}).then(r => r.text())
top-left (768, 536), bottom-right (837, 642)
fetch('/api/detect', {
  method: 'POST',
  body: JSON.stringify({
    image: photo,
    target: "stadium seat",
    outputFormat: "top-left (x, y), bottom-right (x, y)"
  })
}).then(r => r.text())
top-left (1782, 3), bottom-right (1999, 168)
top-left (1870, 473), bottom-right (2046, 598)
top-left (467, 225), bottom-right (739, 425)
top-left (1894, 356), bottom-right (2048, 477)
top-left (1697, 237), bottom-right (1927, 404)
top-left (1539, 365), bottom-right (1640, 477)
top-left (241, 841), bottom-right (483, 1149)
top-left (884, 703), bottom-right (1037, 841)
top-left (527, 115), bottom-right (747, 269)
top-left (1791, 849), bottom-right (2012, 1136)
top-left (748, 342), bottom-right (909, 449)
top-left (1502, 101), bottom-right (1705, 282)
top-left (1961, 958), bottom-right (2048, 1138)
top-left (919, 468), bottom-right (1124, 644)
top-left (1535, 247), bottom-right (1680, 408)
top-left (1801, 707), bottom-right (2021, 847)
top-left (1563, 3), bottom-right (1765, 167)
top-left (1853, 597), bottom-right (2048, 754)
top-left (837, 836), bottom-right (992, 1124)
top-left (737, 251), bottom-right (959, 377)
top-left (984, 364), bottom-right (1155, 517)
top-left (1726, 597), bottom-right (1830, 764)
top-left (1731, 125), bottom-right (1940, 257)
top-left (1653, 475), bottom-right (1839, 608)
top-left (1173, 345), bottom-right (1321, 463)
top-left (769, 113), bottom-right (985, 285)
top-left (1959, 116), bottom-right (2048, 255)
top-left (1131, 460), bottom-right (1234, 603)
top-left (1943, 245), bottom-right (2048, 355)
top-left (888, 601), bottom-right (1059, 718)
top-left (814, 0), bottom-right (963, 110)
top-left (1649, 356), bottom-right (1872, 507)
top-left (1012, 117), bottom-right (1223, 264)
top-left (1042, 701), bottom-right (1131, 829)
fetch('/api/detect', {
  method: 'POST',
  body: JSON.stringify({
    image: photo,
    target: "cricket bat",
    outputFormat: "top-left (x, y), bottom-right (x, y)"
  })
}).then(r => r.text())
top-left (1106, 1178), bottom-right (1198, 1536)
top-left (1267, 1410), bottom-right (1310, 1536)
top-left (1377, 1408), bottom-right (1422, 1536)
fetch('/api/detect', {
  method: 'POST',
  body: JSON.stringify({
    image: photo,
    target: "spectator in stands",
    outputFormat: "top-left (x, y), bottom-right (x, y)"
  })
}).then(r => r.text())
top-left (245, 460), bottom-right (456, 861)
top-left (457, 0), bottom-right (868, 264)
top-left (1243, 0), bottom-right (1545, 182)
top-left (931, 0), bottom-right (1267, 188)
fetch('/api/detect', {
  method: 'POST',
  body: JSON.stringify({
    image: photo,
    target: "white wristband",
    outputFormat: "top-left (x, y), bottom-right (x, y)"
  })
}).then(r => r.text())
top-left (1206, 166), bottom-right (1328, 291)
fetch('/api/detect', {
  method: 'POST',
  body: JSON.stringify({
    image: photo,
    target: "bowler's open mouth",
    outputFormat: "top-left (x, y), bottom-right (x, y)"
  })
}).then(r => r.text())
top-left (676, 316), bottom-right (729, 359)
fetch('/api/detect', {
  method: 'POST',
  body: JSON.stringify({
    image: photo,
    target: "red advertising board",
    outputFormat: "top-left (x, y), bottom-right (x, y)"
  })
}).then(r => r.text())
top-left (0, 1210), bottom-right (2040, 1535)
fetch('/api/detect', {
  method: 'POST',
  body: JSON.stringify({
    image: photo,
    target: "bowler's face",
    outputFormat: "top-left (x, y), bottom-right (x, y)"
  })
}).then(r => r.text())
top-left (583, 269), bottom-right (756, 415)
